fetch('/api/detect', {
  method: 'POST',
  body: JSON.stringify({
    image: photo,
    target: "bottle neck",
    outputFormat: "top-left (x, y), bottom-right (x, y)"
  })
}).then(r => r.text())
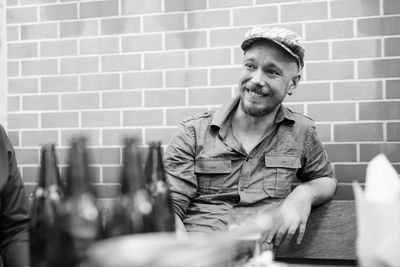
top-left (39, 145), bottom-right (63, 190)
top-left (121, 139), bottom-right (146, 194)
top-left (145, 142), bottom-right (167, 186)
top-left (66, 139), bottom-right (94, 197)
top-left (151, 145), bottom-right (159, 183)
top-left (155, 144), bottom-right (166, 182)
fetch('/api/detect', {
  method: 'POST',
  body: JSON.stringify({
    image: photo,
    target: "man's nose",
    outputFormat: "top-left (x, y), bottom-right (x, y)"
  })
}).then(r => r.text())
top-left (250, 70), bottom-right (266, 86)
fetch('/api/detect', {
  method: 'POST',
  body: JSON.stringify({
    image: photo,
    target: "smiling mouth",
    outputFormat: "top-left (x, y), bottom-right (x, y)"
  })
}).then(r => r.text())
top-left (246, 87), bottom-right (266, 97)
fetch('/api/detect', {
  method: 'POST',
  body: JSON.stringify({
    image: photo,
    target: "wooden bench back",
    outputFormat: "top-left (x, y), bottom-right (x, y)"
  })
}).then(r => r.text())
top-left (275, 200), bottom-right (357, 262)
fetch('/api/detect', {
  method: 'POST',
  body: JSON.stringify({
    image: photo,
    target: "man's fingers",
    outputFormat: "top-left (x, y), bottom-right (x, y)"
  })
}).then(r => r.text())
top-left (266, 227), bottom-right (276, 244)
top-left (274, 225), bottom-right (288, 246)
top-left (285, 222), bottom-right (299, 242)
top-left (296, 222), bottom-right (307, 244)
top-left (266, 221), bottom-right (280, 244)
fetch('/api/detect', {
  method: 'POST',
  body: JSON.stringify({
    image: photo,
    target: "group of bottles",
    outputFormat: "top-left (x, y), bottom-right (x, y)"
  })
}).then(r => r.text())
top-left (30, 137), bottom-right (175, 267)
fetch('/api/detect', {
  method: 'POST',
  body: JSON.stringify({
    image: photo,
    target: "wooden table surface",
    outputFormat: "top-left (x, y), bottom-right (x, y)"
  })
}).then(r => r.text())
top-left (280, 259), bottom-right (357, 267)
top-left (286, 264), bottom-right (356, 267)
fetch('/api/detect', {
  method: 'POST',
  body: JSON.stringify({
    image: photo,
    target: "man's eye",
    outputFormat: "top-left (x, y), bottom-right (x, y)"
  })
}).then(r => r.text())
top-left (267, 70), bottom-right (280, 76)
top-left (244, 63), bottom-right (256, 70)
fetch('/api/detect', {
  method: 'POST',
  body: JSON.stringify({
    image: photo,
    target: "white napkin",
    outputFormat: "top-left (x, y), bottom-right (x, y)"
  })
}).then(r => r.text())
top-left (365, 153), bottom-right (400, 201)
top-left (353, 153), bottom-right (400, 267)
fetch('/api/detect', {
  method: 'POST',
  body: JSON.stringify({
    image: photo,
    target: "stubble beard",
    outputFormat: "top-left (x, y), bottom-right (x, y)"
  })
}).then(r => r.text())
top-left (240, 99), bottom-right (274, 117)
top-left (240, 90), bottom-right (282, 117)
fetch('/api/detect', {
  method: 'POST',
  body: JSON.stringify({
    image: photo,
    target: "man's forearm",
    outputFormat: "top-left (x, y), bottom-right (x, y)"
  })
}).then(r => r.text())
top-left (174, 214), bottom-right (187, 238)
top-left (291, 177), bottom-right (337, 206)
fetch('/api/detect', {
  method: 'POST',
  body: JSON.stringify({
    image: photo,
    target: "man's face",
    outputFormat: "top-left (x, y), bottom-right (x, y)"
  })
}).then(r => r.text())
top-left (239, 40), bottom-right (300, 117)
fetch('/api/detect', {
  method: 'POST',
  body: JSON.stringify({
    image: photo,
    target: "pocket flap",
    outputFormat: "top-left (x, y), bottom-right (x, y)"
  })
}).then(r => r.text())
top-left (265, 154), bottom-right (301, 169)
top-left (195, 159), bottom-right (232, 174)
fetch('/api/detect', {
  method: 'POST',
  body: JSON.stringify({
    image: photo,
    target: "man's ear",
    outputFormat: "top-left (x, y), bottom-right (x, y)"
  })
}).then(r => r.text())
top-left (288, 74), bottom-right (301, 95)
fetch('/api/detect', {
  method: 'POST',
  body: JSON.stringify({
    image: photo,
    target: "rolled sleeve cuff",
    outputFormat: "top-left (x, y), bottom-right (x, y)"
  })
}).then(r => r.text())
top-left (171, 192), bottom-right (190, 221)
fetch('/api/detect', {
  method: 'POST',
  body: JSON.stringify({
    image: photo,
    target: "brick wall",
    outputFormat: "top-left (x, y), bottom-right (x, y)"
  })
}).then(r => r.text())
top-left (1, 1), bottom-right (7, 124)
top-left (3, 0), bottom-right (400, 200)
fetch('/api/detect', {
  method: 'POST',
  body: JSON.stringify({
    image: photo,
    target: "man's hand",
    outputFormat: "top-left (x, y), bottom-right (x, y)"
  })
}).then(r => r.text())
top-left (266, 187), bottom-right (312, 246)
top-left (265, 177), bottom-right (337, 246)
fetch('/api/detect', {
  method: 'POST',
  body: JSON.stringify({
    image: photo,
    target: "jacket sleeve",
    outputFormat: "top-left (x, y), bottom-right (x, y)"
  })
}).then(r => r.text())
top-left (298, 125), bottom-right (336, 183)
top-left (163, 121), bottom-right (198, 221)
top-left (0, 126), bottom-right (30, 267)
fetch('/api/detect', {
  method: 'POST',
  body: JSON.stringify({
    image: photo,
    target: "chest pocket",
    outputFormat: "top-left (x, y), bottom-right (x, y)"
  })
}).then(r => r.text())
top-left (195, 159), bottom-right (232, 193)
top-left (263, 154), bottom-right (301, 198)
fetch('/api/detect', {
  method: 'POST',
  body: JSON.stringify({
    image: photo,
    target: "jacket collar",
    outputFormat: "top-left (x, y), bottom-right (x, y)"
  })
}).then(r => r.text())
top-left (210, 96), bottom-right (296, 137)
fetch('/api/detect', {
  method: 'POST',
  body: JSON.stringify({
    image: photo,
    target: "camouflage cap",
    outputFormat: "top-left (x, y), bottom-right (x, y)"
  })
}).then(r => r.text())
top-left (241, 26), bottom-right (305, 70)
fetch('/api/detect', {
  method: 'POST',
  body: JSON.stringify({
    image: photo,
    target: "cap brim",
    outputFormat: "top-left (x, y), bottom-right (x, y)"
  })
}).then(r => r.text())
top-left (241, 37), bottom-right (302, 69)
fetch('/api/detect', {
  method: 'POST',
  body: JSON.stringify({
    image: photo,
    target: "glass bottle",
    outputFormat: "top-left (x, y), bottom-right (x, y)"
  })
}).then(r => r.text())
top-left (145, 142), bottom-right (175, 232)
top-left (49, 137), bottom-right (101, 267)
top-left (105, 138), bottom-right (154, 237)
top-left (30, 144), bottom-right (64, 267)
